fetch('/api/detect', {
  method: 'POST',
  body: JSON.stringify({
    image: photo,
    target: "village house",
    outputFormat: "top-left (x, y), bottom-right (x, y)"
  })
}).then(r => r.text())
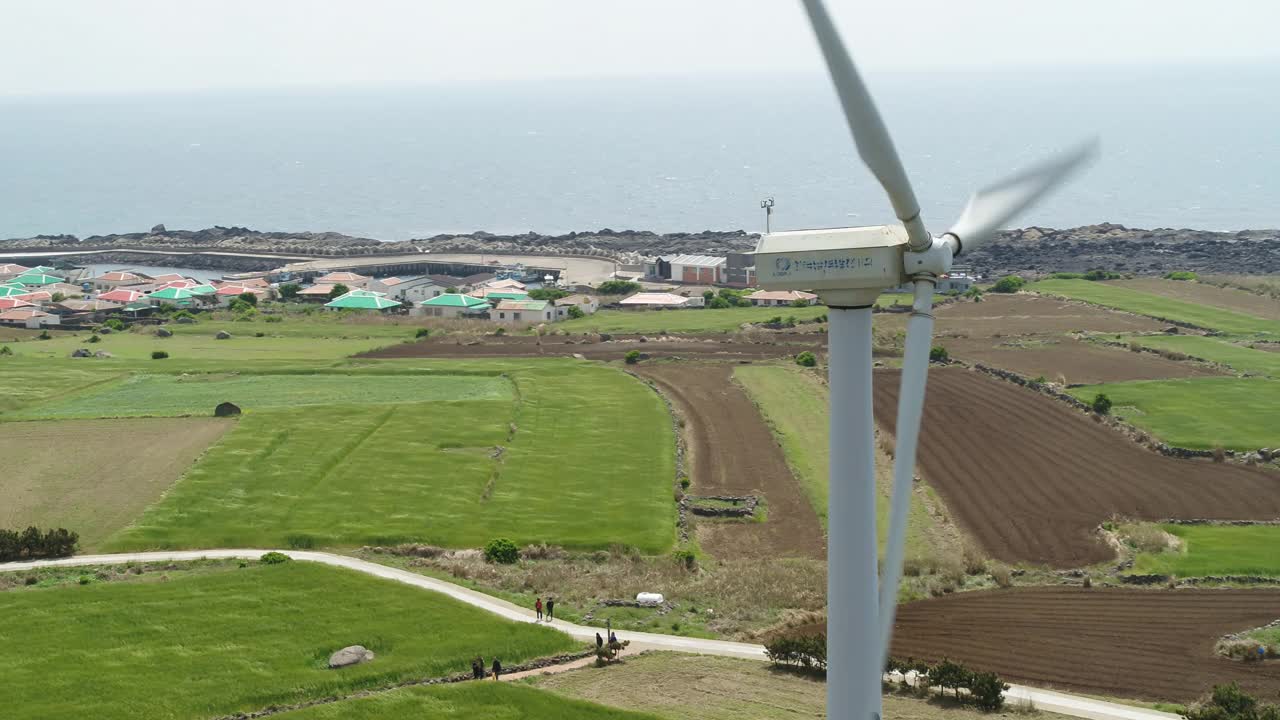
top-left (619, 292), bottom-right (705, 309)
top-left (90, 271), bottom-right (150, 291)
top-left (0, 308), bottom-right (60, 328)
top-left (553, 294), bottom-right (599, 319)
top-left (383, 276), bottom-right (448, 304)
top-left (419, 293), bottom-right (491, 318)
top-left (492, 299), bottom-right (554, 324)
top-left (745, 290), bottom-right (819, 307)
top-left (669, 254), bottom-right (727, 285)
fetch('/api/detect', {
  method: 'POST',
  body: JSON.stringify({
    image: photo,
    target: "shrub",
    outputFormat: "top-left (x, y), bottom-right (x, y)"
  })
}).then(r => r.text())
top-left (989, 562), bottom-right (1013, 588)
top-left (1184, 682), bottom-right (1280, 720)
top-left (932, 658), bottom-right (973, 699)
top-left (1165, 271), bottom-right (1198, 281)
top-left (708, 297), bottom-right (731, 309)
top-left (764, 633), bottom-right (826, 670)
top-left (990, 275), bottom-right (1026, 293)
top-left (566, 304), bottom-right (585, 319)
top-left (0, 526), bottom-right (79, 561)
top-left (278, 283), bottom-right (301, 299)
top-left (38, 330), bottom-right (51, 340)
top-left (1049, 272), bottom-right (1085, 279)
top-left (625, 349), bottom-right (642, 365)
top-left (265, 315), bottom-right (283, 323)
top-left (415, 327), bottom-right (431, 339)
top-left (679, 476), bottom-right (691, 490)
top-left (327, 283), bottom-right (350, 300)
top-left (103, 318), bottom-right (125, 332)
top-left (259, 551), bottom-right (291, 565)
top-left (86, 334), bottom-right (101, 343)
top-left (702, 290), bottom-right (715, 301)
top-left (929, 345), bottom-right (949, 362)
top-left (1083, 269), bottom-right (1122, 281)
top-left (791, 298), bottom-right (811, 308)
top-left (528, 287), bottom-right (569, 301)
top-left (483, 537), bottom-right (519, 564)
top-left (151, 350), bottom-right (169, 360)
top-left (171, 310), bottom-right (196, 322)
top-left (0, 345), bottom-right (11, 356)
top-left (795, 351), bottom-right (817, 367)
top-left (970, 670), bottom-right (1010, 710)
top-left (1091, 393), bottom-right (1112, 415)
top-left (597, 280), bottom-right (640, 295)
top-left (672, 548), bottom-right (697, 571)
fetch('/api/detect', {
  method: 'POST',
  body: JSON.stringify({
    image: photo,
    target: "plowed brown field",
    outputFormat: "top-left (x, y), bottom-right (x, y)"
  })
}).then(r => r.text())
top-left (359, 333), bottom-right (825, 361)
top-left (630, 363), bottom-right (826, 560)
top-left (892, 587), bottom-right (1280, 702)
top-left (943, 336), bottom-right (1223, 384)
top-left (873, 368), bottom-right (1280, 566)
top-left (1113, 278), bottom-right (1280, 321)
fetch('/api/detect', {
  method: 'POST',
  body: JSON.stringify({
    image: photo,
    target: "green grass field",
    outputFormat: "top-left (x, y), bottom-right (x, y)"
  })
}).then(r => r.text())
top-left (1069, 377), bottom-right (1280, 450)
top-left (105, 361), bottom-right (675, 552)
top-left (13, 372), bottom-right (511, 419)
top-left (555, 305), bottom-right (827, 334)
top-left (276, 682), bottom-right (659, 719)
top-left (0, 560), bottom-right (576, 720)
top-left (1033, 279), bottom-right (1280, 336)
top-left (1132, 524), bottom-right (1280, 577)
top-left (1123, 334), bottom-right (1280, 377)
top-left (0, 363), bottom-right (123, 414)
top-left (733, 364), bottom-right (938, 560)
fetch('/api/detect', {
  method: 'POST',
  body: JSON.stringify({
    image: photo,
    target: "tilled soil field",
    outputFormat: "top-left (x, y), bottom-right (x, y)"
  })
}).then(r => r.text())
top-left (943, 336), bottom-right (1223, 384)
top-left (931, 294), bottom-right (1168, 337)
top-left (359, 333), bottom-right (826, 361)
top-left (630, 363), bottom-right (826, 560)
top-left (892, 587), bottom-right (1280, 702)
top-left (873, 368), bottom-right (1280, 567)
top-left (1113, 278), bottom-right (1280, 321)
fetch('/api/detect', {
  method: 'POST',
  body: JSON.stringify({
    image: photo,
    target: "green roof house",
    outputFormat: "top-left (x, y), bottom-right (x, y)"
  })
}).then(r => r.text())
top-left (10, 273), bottom-right (63, 286)
top-left (492, 299), bottom-right (554, 324)
top-left (325, 291), bottom-right (401, 310)
top-left (420, 293), bottom-right (490, 318)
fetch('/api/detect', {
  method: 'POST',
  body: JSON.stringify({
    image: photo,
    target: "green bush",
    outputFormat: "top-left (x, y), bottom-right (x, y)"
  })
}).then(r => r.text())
top-left (931, 658), bottom-right (973, 699)
top-left (151, 350), bottom-right (169, 360)
top-left (265, 315), bottom-right (283, 323)
top-left (483, 538), bottom-right (519, 564)
top-left (990, 275), bottom-right (1026, 293)
top-left (0, 526), bottom-right (79, 561)
top-left (1165, 271), bottom-right (1199, 281)
top-left (1091, 392), bottom-right (1112, 415)
top-left (236, 292), bottom-right (259, 307)
top-left (103, 318), bottom-right (125, 331)
top-left (1083, 269), bottom-right (1123, 281)
top-left (259, 551), bottom-right (291, 565)
top-left (624, 350), bottom-right (641, 365)
top-left (566, 304), bottom-right (585, 319)
top-left (791, 298), bottom-right (811, 308)
top-left (278, 283), bottom-right (301, 299)
top-left (672, 548), bottom-right (697, 571)
top-left (795, 351), bottom-right (817, 367)
top-left (969, 671), bottom-right (1009, 711)
top-left (764, 633), bottom-right (826, 670)
top-left (38, 330), bottom-right (51, 340)
top-left (86, 334), bottom-right (101, 344)
top-left (528, 287), bottom-right (569, 301)
top-left (930, 345), bottom-right (949, 362)
top-left (327, 283), bottom-right (350, 300)
top-left (708, 297), bottom-right (731, 309)
top-left (1185, 682), bottom-right (1280, 720)
top-left (0, 345), bottom-right (12, 356)
top-left (415, 327), bottom-right (431, 339)
top-left (171, 310), bottom-right (196, 322)
top-left (1049, 272), bottom-right (1085, 280)
top-left (702, 290), bottom-right (715, 301)
top-left (597, 280), bottom-right (640, 295)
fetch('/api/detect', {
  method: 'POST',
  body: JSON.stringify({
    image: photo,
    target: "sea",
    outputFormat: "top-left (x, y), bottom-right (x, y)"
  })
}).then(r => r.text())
top-left (2, 63), bottom-right (1278, 241)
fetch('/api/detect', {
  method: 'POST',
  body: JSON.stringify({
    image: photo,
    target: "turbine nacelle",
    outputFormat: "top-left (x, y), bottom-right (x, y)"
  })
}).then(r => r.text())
top-left (754, 225), bottom-right (953, 307)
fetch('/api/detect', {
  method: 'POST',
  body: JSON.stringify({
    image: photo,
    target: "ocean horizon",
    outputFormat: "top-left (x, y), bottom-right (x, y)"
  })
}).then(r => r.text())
top-left (3, 63), bottom-right (1278, 241)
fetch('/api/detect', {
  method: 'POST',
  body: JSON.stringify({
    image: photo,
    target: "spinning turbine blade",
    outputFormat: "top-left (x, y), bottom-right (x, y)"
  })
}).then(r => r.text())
top-left (877, 279), bottom-right (937, 666)
top-left (947, 139), bottom-right (1100, 255)
top-left (800, 0), bottom-right (930, 250)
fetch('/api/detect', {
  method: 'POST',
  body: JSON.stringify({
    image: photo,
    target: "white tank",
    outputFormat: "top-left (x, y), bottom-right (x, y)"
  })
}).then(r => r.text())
top-left (635, 592), bottom-right (665, 606)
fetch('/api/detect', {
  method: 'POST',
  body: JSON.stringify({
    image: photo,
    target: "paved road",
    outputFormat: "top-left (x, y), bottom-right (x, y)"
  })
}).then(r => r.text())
top-left (1, 550), bottom-right (1181, 720)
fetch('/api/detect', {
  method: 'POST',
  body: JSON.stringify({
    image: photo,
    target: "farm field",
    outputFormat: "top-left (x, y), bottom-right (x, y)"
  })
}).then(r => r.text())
top-left (930, 293), bottom-right (1166, 337)
top-left (554, 305), bottom-right (827, 334)
top-left (1032, 279), bottom-right (1280, 335)
top-left (892, 587), bottom-right (1280, 702)
top-left (360, 332), bottom-right (825, 362)
top-left (535, 651), bottom-right (1064, 720)
top-left (1123, 334), bottom-right (1280, 377)
top-left (1069, 377), bottom-right (1280, 450)
top-left (734, 364), bottom-right (949, 566)
top-left (873, 368), bottom-right (1280, 567)
top-left (12, 371), bottom-right (511, 419)
top-left (275, 683), bottom-right (658, 719)
top-left (0, 560), bottom-right (576, 720)
top-left (0, 418), bottom-right (232, 548)
top-left (941, 335), bottom-right (1221, 384)
top-left (0, 363), bottom-right (123, 414)
top-left (629, 362), bottom-right (825, 559)
top-left (106, 362), bottom-right (676, 552)
top-left (1132, 524), bottom-right (1280, 577)
top-left (1112, 278), bottom-right (1280, 321)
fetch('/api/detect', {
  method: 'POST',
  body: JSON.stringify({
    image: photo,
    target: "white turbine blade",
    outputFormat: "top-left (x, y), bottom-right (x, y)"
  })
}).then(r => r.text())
top-left (800, 0), bottom-right (929, 250)
top-left (878, 279), bottom-right (936, 666)
top-left (947, 139), bottom-right (1099, 255)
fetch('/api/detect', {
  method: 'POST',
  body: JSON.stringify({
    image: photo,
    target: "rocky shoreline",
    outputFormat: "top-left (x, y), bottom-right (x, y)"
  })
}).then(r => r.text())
top-left (4, 222), bottom-right (1278, 276)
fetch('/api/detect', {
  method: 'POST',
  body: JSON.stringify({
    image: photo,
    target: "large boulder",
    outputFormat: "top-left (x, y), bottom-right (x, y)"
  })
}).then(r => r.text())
top-left (155, 327), bottom-right (173, 337)
top-left (214, 402), bottom-right (241, 417)
top-left (70, 348), bottom-right (92, 358)
top-left (94, 351), bottom-right (113, 358)
top-left (150, 223), bottom-right (167, 233)
top-left (328, 645), bottom-right (375, 669)
top-left (215, 331), bottom-right (232, 340)
top-left (175, 316), bottom-right (195, 324)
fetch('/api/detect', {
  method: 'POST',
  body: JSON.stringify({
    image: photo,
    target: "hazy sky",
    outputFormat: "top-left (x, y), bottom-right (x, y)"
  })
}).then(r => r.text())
top-left (4, 0), bottom-right (1279, 96)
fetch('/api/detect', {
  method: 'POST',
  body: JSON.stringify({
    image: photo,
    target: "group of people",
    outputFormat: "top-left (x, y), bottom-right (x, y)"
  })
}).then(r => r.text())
top-left (471, 656), bottom-right (501, 681)
top-left (534, 596), bottom-right (555, 621)
top-left (595, 631), bottom-right (618, 649)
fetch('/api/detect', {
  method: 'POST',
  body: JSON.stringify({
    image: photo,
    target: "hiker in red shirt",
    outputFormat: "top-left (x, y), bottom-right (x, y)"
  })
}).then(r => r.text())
top-left (535, 597), bottom-right (543, 621)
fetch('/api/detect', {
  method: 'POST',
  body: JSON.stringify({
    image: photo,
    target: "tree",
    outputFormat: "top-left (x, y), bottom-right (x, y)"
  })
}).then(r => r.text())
top-left (969, 671), bottom-right (1009, 711)
top-left (483, 538), bottom-right (519, 564)
top-left (795, 351), bottom-right (817, 367)
top-left (528, 287), bottom-right (569, 301)
top-left (103, 318), bottom-right (125, 332)
top-left (929, 345), bottom-right (949, 362)
top-left (990, 275), bottom-right (1026, 293)
top-left (1091, 393), bottom-right (1112, 415)
top-left (328, 283), bottom-right (350, 300)
top-left (1185, 683), bottom-right (1276, 720)
top-left (964, 286), bottom-right (984, 301)
top-left (566, 304), bottom-right (585, 320)
top-left (708, 296), bottom-right (731, 309)
top-left (236, 291), bottom-right (259, 307)
top-left (278, 283), bottom-right (301, 299)
top-left (931, 659), bottom-right (972, 699)
top-left (229, 298), bottom-right (255, 314)
top-left (702, 290), bottom-right (715, 302)
top-left (625, 349), bottom-right (642, 364)
top-left (445, 286), bottom-right (458, 294)
top-left (597, 280), bottom-right (640, 295)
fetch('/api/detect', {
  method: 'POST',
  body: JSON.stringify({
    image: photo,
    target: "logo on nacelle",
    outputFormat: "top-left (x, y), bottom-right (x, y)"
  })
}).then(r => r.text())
top-left (775, 257), bottom-right (791, 272)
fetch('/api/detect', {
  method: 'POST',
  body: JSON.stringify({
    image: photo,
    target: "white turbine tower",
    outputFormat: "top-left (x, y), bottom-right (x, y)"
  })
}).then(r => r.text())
top-left (753, 2), bottom-right (1099, 719)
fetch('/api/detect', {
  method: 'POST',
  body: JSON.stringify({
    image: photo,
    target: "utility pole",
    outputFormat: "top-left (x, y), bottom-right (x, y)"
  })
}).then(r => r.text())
top-left (760, 197), bottom-right (775, 233)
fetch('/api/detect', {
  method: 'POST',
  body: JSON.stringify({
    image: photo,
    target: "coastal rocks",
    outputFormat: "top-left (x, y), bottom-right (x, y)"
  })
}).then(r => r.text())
top-left (150, 223), bottom-right (166, 233)
top-left (327, 645), bottom-right (375, 669)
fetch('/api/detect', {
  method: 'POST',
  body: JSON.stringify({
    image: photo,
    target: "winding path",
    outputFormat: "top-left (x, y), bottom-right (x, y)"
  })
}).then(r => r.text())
top-left (1, 549), bottom-right (1178, 720)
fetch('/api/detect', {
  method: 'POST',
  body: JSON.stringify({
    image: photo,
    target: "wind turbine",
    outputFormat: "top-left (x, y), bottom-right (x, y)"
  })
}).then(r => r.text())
top-left (753, 2), bottom-right (1098, 719)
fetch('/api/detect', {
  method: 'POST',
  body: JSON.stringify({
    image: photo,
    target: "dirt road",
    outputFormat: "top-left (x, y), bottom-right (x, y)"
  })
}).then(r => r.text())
top-left (359, 333), bottom-right (825, 362)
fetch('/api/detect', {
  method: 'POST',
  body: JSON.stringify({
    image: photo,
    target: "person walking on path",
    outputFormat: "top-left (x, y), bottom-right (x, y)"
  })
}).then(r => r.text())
top-left (471, 658), bottom-right (481, 679)
top-left (492, 658), bottom-right (502, 681)
top-left (546, 598), bottom-right (555, 621)
top-left (609, 631), bottom-right (617, 644)
top-left (535, 597), bottom-right (543, 621)
top-left (473, 656), bottom-right (485, 679)
top-left (596, 632), bottom-right (604, 650)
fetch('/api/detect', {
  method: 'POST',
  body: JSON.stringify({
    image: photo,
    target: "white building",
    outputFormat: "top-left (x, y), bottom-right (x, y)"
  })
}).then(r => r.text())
top-left (619, 292), bottom-right (705, 309)
top-left (745, 290), bottom-right (819, 307)
top-left (493, 299), bottom-right (555, 324)
top-left (669, 254), bottom-right (727, 285)
top-left (553, 294), bottom-right (599, 319)
top-left (386, 276), bottom-right (448, 304)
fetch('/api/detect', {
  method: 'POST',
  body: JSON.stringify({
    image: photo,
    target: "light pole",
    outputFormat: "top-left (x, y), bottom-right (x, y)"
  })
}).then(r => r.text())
top-left (760, 197), bottom-right (775, 233)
